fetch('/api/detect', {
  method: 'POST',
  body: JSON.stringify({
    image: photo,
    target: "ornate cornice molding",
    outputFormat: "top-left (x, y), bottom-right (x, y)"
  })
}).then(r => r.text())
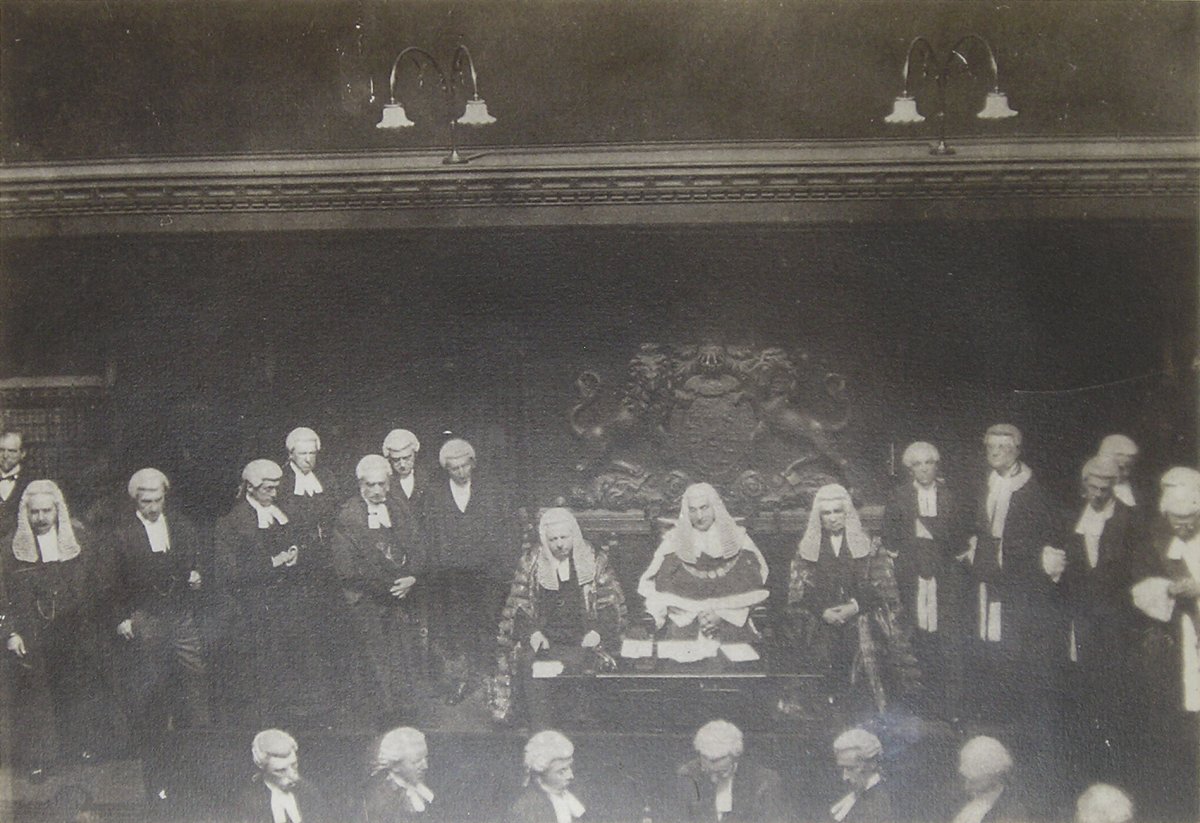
top-left (1, 138), bottom-right (1196, 235)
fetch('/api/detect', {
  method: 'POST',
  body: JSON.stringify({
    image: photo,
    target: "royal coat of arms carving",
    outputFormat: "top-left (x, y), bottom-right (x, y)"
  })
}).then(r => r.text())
top-left (567, 343), bottom-right (860, 515)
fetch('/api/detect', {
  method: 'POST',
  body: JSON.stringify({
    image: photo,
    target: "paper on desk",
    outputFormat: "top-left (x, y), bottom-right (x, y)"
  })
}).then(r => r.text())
top-left (620, 638), bottom-right (655, 659)
top-left (531, 660), bottom-right (565, 678)
top-left (720, 643), bottom-right (760, 662)
top-left (657, 638), bottom-right (720, 663)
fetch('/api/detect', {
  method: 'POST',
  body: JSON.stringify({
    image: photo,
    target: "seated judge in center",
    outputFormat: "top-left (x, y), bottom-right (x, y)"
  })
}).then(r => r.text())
top-left (493, 507), bottom-right (625, 725)
top-left (638, 484), bottom-right (769, 644)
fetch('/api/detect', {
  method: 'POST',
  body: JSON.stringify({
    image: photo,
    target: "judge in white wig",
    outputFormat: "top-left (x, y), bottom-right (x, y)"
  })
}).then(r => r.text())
top-left (638, 483), bottom-right (768, 644)
top-left (509, 730), bottom-right (587, 823)
top-left (1128, 481), bottom-right (1200, 821)
top-left (493, 508), bottom-right (626, 723)
top-left (284, 427), bottom-right (324, 497)
top-left (790, 484), bottom-right (917, 711)
top-left (382, 429), bottom-right (422, 503)
top-left (1097, 434), bottom-right (1139, 507)
top-left (5, 479), bottom-right (102, 776)
top-left (364, 727), bottom-right (435, 819)
top-left (829, 728), bottom-right (890, 823)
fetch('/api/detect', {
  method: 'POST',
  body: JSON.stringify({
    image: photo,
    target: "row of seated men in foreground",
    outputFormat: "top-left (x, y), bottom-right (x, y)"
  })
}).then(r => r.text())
top-left (230, 719), bottom-right (1134, 823)
top-left (1, 425), bottom-right (1198, 820)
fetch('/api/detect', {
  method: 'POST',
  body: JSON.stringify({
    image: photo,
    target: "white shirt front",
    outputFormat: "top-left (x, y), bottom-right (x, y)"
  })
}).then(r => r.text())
top-left (546, 789), bottom-right (586, 823)
top-left (0, 467), bottom-right (19, 502)
top-left (36, 530), bottom-right (62, 563)
top-left (916, 483), bottom-right (938, 517)
top-left (714, 774), bottom-right (733, 820)
top-left (451, 480), bottom-right (471, 513)
top-left (1075, 499), bottom-right (1115, 569)
top-left (266, 782), bottom-right (302, 823)
top-left (1113, 481), bottom-right (1136, 507)
top-left (367, 502), bottom-right (392, 529)
top-left (1167, 531), bottom-right (1200, 711)
top-left (556, 558), bottom-right (572, 583)
top-left (291, 464), bottom-right (323, 497)
top-left (399, 473), bottom-right (415, 500)
top-left (829, 533), bottom-right (844, 557)
top-left (138, 511), bottom-right (171, 553)
top-left (247, 496), bottom-right (289, 529)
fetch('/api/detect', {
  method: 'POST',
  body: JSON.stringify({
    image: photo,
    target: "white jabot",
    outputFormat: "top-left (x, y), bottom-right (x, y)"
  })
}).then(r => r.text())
top-left (1113, 481), bottom-right (1136, 507)
top-left (137, 511), bottom-right (171, 553)
top-left (830, 532), bottom-right (844, 558)
top-left (389, 775), bottom-right (434, 813)
top-left (1167, 532), bottom-right (1200, 711)
top-left (451, 480), bottom-right (471, 513)
top-left (291, 464), bottom-right (323, 497)
top-left (714, 774), bottom-right (733, 820)
top-left (952, 787), bottom-right (1004, 823)
top-left (36, 530), bottom-right (62, 562)
top-left (399, 473), bottom-right (415, 499)
top-left (831, 774), bottom-right (881, 822)
top-left (547, 789), bottom-right (586, 823)
top-left (247, 496), bottom-right (289, 529)
top-left (986, 463), bottom-right (1030, 540)
top-left (556, 558), bottom-right (571, 583)
top-left (978, 584), bottom-right (1002, 642)
top-left (696, 528), bottom-right (726, 559)
top-left (0, 467), bottom-right (19, 502)
top-left (1075, 499), bottom-right (1115, 569)
top-left (367, 502), bottom-right (392, 529)
top-left (917, 576), bottom-right (938, 632)
top-left (916, 483), bottom-right (938, 517)
top-left (266, 783), bottom-right (302, 823)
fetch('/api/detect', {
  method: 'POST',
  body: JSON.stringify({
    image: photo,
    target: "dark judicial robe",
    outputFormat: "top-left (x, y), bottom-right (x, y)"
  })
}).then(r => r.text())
top-left (423, 475), bottom-right (518, 673)
top-left (968, 470), bottom-right (1067, 681)
top-left (1127, 528), bottom-right (1200, 821)
top-left (213, 500), bottom-right (312, 716)
top-left (883, 480), bottom-right (969, 633)
top-left (109, 508), bottom-right (209, 792)
top-left (670, 758), bottom-right (786, 823)
top-left (883, 480), bottom-right (969, 714)
top-left (277, 464), bottom-right (339, 565)
top-left (833, 779), bottom-right (893, 823)
top-left (363, 772), bottom-right (438, 822)
top-left (423, 474), bottom-right (517, 576)
top-left (1062, 499), bottom-right (1138, 669)
top-left (790, 533), bottom-right (882, 675)
top-left (330, 494), bottom-right (427, 714)
top-left (3, 521), bottom-right (105, 765)
top-left (230, 776), bottom-right (331, 823)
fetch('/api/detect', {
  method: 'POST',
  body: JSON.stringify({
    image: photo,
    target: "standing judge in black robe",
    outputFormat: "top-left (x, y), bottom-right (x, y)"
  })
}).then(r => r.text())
top-left (882, 441), bottom-right (970, 718)
top-left (965, 424), bottom-right (1068, 813)
top-left (3, 480), bottom-right (106, 776)
top-left (423, 438), bottom-right (518, 703)
top-left (331, 454), bottom-right (427, 724)
top-left (214, 459), bottom-right (311, 723)
top-left (111, 467), bottom-right (209, 802)
top-left (1060, 455), bottom-right (1138, 787)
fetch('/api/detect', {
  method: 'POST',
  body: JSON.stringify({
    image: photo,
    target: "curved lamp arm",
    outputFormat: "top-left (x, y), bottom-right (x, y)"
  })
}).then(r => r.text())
top-left (386, 46), bottom-right (448, 105)
top-left (950, 33), bottom-right (1003, 92)
top-left (898, 36), bottom-right (938, 95)
top-left (452, 44), bottom-right (486, 100)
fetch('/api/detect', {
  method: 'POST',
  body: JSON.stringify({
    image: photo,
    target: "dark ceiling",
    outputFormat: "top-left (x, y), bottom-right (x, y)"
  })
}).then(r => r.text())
top-left (2, 0), bottom-right (1196, 162)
